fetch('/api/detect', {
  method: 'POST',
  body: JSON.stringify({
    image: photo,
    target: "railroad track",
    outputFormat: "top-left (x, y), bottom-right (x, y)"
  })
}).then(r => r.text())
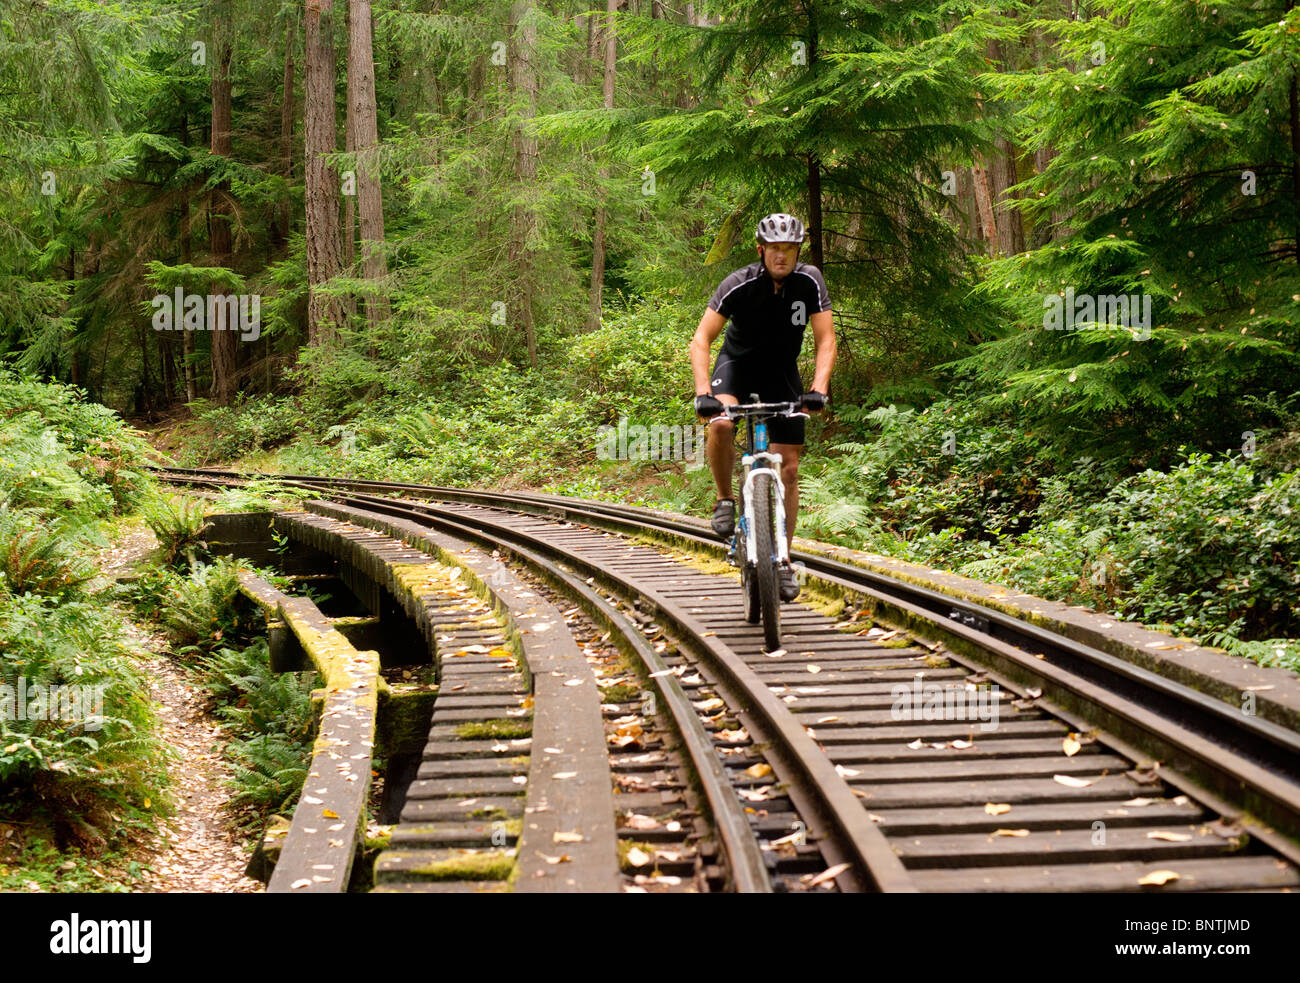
top-left (155, 465), bottom-right (1300, 893)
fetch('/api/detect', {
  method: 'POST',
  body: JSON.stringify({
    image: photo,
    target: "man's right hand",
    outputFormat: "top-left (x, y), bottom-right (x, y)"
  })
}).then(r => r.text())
top-left (694, 393), bottom-right (724, 418)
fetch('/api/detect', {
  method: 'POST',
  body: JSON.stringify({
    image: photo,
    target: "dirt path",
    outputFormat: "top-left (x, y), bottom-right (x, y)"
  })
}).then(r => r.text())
top-left (99, 523), bottom-right (261, 893)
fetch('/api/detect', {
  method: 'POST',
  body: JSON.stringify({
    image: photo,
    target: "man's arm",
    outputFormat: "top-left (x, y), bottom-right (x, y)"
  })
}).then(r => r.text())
top-left (808, 309), bottom-right (836, 395)
top-left (690, 307), bottom-right (728, 394)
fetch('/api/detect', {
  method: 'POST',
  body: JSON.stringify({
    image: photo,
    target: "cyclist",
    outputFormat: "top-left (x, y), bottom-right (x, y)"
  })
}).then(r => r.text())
top-left (689, 212), bottom-right (836, 602)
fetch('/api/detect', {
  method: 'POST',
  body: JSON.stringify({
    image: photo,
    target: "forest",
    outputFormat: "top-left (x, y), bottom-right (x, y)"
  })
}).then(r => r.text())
top-left (1, 0), bottom-right (1299, 889)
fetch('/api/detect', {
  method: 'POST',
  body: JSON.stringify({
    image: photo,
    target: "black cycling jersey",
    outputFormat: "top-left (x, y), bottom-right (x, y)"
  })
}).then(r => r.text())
top-left (707, 260), bottom-right (831, 369)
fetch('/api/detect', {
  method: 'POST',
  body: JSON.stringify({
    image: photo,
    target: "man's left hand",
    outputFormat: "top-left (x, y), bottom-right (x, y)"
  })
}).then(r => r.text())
top-left (800, 390), bottom-right (828, 413)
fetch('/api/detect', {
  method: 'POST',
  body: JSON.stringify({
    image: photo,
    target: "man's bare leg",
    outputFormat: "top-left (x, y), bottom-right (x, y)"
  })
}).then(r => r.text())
top-left (771, 442), bottom-right (801, 550)
top-left (705, 393), bottom-right (740, 501)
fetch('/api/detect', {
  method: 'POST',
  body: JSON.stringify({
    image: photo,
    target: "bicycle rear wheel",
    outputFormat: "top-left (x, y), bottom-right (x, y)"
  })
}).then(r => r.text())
top-left (749, 472), bottom-right (782, 650)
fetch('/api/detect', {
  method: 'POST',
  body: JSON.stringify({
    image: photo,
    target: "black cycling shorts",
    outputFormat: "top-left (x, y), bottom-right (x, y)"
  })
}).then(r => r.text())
top-left (709, 355), bottom-right (806, 445)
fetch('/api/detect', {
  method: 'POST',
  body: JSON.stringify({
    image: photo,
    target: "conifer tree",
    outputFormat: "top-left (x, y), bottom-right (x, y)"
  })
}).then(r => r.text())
top-left (959, 0), bottom-right (1300, 459)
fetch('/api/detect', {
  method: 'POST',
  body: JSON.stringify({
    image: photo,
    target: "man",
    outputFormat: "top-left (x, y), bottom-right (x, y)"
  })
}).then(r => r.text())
top-left (689, 212), bottom-right (836, 602)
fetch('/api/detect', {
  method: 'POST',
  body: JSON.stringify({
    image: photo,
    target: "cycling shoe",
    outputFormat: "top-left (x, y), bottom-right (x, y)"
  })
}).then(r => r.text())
top-left (778, 562), bottom-right (800, 601)
top-left (711, 498), bottom-right (736, 540)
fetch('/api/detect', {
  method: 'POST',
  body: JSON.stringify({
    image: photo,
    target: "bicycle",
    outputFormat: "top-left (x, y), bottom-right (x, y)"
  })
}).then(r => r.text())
top-left (722, 399), bottom-right (807, 651)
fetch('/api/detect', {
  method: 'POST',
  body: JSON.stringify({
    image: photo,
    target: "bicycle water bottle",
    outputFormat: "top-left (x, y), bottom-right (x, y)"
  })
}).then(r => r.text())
top-left (754, 422), bottom-right (769, 452)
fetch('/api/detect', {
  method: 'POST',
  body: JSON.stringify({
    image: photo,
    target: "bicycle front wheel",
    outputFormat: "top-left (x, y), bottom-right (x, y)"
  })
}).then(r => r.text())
top-left (749, 472), bottom-right (782, 651)
top-left (737, 489), bottom-right (761, 624)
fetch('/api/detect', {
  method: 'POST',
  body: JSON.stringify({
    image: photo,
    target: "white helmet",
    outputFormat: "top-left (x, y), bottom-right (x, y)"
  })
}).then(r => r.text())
top-left (756, 213), bottom-right (806, 244)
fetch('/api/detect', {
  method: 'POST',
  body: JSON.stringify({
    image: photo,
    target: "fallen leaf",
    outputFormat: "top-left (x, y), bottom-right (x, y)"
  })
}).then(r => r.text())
top-left (290, 879), bottom-right (313, 890)
top-left (1123, 797), bottom-right (1159, 807)
top-left (1053, 774), bottom-right (1093, 788)
top-left (634, 874), bottom-right (682, 885)
top-left (540, 853), bottom-right (572, 865)
top-left (552, 771), bottom-right (577, 780)
top-left (906, 739), bottom-right (924, 750)
top-left (553, 831), bottom-right (585, 843)
top-left (322, 809), bottom-right (340, 819)
top-left (563, 679), bottom-right (584, 687)
top-left (745, 762), bottom-right (773, 779)
top-left (984, 803), bottom-right (1012, 816)
top-left (766, 649), bottom-right (787, 658)
top-left (992, 828), bottom-right (1030, 837)
top-left (1147, 831), bottom-right (1193, 842)
top-left (950, 739), bottom-right (974, 750)
top-left (806, 665), bottom-right (821, 674)
top-left (804, 862), bottom-right (850, 887)
top-left (1138, 869), bottom-right (1180, 886)
top-left (835, 764), bottom-right (860, 778)
top-left (1063, 734), bottom-right (1081, 757)
top-left (625, 846), bottom-right (651, 868)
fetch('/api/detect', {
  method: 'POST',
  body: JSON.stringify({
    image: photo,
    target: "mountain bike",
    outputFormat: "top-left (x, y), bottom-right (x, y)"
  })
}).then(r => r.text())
top-left (723, 399), bottom-right (807, 651)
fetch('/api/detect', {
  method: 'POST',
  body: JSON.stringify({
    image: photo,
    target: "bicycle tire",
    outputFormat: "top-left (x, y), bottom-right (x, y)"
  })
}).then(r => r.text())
top-left (737, 489), bottom-right (761, 623)
top-left (749, 472), bottom-right (782, 650)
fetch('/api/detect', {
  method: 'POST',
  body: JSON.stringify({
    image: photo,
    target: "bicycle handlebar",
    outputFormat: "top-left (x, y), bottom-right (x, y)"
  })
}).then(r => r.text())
top-left (722, 400), bottom-right (807, 420)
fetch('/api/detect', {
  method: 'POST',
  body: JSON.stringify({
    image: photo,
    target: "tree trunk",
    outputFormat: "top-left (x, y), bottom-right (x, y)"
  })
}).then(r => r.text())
top-left (1031, 144), bottom-right (1061, 246)
top-left (343, 120), bottom-right (356, 270)
top-left (341, 3), bottom-right (358, 325)
top-left (278, 15), bottom-right (295, 250)
top-left (806, 155), bottom-right (824, 270)
top-left (982, 41), bottom-right (1024, 256)
top-left (209, 3), bottom-right (238, 405)
top-left (510, 1), bottom-right (538, 365)
top-left (587, 0), bottom-right (617, 333)
top-left (179, 181), bottom-right (198, 403)
top-left (970, 161), bottom-right (999, 254)
top-left (994, 134), bottom-right (1025, 255)
top-left (343, 0), bottom-right (356, 273)
top-left (304, 0), bottom-right (346, 345)
top-left (1291, 63), bottom-right (1300, 262)
top-left (348, 0), bottom-right (389, 328)
top-left (586, 10), bottom-right (600, 67)
top-left (804, 20), bottom-right (824, 270)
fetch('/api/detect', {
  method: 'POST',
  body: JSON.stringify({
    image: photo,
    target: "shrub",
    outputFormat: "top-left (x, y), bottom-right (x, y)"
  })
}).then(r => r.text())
top-left (0, 589), bottom-right (164, 841)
